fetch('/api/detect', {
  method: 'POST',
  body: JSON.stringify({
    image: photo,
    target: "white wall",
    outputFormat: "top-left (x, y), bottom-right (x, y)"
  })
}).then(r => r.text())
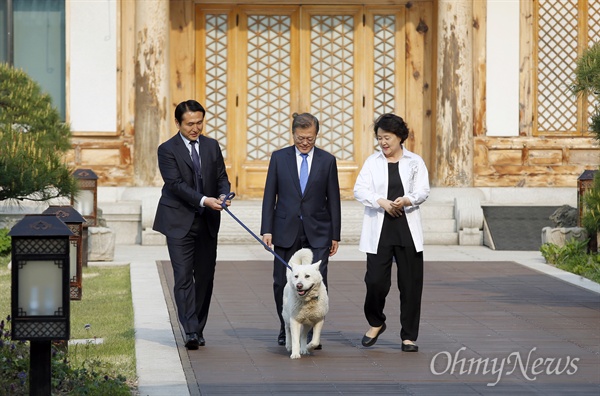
top-left (486, 0), bottom-right (520, 137)
top-left (68, 0), bottom-right (117, 133)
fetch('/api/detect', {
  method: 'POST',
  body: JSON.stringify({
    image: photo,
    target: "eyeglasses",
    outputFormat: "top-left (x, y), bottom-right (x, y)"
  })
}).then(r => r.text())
top-left (294, 135), bottom-right (316, 144)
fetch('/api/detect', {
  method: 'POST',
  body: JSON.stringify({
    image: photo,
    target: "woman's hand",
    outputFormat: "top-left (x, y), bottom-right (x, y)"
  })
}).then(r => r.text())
top-left (378, 198), bottom-right (402, 217)
top-left (391, 196), bottom-right (411, 209)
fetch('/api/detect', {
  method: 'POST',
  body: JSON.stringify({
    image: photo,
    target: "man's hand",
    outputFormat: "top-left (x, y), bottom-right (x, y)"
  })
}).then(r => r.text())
top-left (329, 240), bottom-right (339, 256)
top-left (262, 234), bottom-right (273, 249)
top-left (205, 196), bottom-right (224, 210)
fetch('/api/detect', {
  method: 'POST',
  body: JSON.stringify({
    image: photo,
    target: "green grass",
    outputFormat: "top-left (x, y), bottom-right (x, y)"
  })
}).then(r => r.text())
top-left (0, 255), bottom-right (137, 391)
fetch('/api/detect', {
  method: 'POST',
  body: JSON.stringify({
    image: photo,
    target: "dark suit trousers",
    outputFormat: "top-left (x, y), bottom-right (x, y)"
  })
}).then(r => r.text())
top-left (167, 213), bottom-right (217, 335)
top-left (273, 221), bottom-right (330, 329)
top-left (364, 243), bottom-right (423, 342)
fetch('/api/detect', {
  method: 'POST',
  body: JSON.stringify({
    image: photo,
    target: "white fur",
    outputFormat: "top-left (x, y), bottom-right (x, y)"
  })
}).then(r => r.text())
top-left (282, 248), bottom-right (329, 359)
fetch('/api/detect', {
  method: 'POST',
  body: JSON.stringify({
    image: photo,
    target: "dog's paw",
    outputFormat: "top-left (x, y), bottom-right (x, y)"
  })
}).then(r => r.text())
top-left (290, 353), bottom-right (301, 359)
top-left (300, 348), bottom-right (310, 355)
top-left (307, 342), bottom-right (318, 351)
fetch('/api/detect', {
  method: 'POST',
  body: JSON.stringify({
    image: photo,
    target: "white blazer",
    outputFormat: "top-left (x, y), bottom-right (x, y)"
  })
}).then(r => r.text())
top-left (354, 147), bottom-right (430, 254)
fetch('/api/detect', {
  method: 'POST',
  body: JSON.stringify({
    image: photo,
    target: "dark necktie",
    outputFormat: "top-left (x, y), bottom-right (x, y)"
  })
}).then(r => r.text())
top-left (189, 140), bottom-right (201, 175)
top-left (189, 140), bottom-right (203, 194)
top-left (300, 153), bottom-right (308, 194)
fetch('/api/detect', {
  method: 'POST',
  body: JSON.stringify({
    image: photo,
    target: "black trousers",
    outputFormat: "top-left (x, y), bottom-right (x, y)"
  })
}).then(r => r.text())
top-left (167, 213), bottom-right (217, 335)
top-left (273, 221), bottom-right (330, 330)
top-left (364, 242), bottom-right (423, 342)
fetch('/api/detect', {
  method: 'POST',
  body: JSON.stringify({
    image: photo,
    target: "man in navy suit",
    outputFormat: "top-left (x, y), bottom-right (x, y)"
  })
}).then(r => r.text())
top-left (261, 112), bottom-right (342, 346)
top-left (153, 100), bottom-right (231, 350)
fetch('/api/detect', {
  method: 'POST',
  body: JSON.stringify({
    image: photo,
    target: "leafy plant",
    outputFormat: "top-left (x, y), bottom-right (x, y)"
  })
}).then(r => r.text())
top-left (0, 229), bottom-right (10, 255)
top-left (582, 170), bottom-right (600, 237)
top-left (571, 41), bottom-right (600, 139)
top-left (0, 63), bottom-right (78, 202)
top-left (540, 239), bottom-right (600, 283)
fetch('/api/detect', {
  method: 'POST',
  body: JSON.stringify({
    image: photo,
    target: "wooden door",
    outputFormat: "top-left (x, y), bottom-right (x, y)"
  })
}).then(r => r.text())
top-left (195, 3), bottom-right (433, 199)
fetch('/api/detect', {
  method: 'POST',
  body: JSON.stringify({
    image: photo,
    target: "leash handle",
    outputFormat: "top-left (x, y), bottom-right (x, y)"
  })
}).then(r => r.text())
top-left (220, 192), bottom-right (291, 270)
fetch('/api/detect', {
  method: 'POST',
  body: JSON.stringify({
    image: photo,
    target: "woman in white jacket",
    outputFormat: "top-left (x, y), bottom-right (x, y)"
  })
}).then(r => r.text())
top-left (354, 113), bottom-right (430, 352)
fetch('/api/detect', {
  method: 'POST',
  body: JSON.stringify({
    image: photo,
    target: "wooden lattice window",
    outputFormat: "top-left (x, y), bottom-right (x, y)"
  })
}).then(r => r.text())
top-left (534, 0), bottom-right (599, 136)
top-left (204, 12), bottom-right (229, 156)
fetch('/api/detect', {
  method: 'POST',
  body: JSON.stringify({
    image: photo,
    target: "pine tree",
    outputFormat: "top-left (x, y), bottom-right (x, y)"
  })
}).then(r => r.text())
top-left (0, 63), bottom-right (77, 201)
top-left (572, 42), bottom-right (600, 239)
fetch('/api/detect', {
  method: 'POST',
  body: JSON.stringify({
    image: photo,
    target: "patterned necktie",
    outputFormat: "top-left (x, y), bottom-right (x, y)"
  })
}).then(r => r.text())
top-left (189, 140), bottom-right (201, 175)
top-left (299, 153), bottom-right (308, 194)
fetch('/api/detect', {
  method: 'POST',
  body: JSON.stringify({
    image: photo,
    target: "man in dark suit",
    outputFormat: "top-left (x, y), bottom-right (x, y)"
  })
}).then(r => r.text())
top-left (261, 112), bottom-right (342, 346)
top-left (153, 100), bottom-right (231, 350)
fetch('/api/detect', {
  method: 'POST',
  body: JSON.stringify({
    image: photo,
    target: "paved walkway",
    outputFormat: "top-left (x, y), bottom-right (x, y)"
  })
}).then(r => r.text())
top-left (99, 244), bottom-right (600, 395)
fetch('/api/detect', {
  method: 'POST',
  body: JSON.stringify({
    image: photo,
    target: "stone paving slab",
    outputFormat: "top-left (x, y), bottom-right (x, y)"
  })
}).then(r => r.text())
top-left (158, 259), bottom-right (600, 395)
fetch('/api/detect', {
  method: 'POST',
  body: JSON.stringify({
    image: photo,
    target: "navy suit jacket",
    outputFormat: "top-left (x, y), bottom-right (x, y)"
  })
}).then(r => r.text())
top-left (153, 133), bottom-right (230, 239)
top-left (261, 146), bottom-right (341, 249)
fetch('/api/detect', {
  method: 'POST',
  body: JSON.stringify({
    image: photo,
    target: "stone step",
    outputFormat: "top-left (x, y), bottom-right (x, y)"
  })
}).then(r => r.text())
top-left (423, 218), bottom-right (456, 233)
top-left (96, 197), bottom-right (460, 246)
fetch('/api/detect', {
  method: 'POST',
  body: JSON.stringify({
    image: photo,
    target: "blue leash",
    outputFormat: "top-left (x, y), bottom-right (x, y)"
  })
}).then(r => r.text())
top-left (220, 192), bottom-right (291, 270)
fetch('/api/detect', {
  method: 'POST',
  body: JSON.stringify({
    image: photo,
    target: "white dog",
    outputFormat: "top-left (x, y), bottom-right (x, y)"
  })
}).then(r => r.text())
top-left (282, 248), bottom-right (329, 359)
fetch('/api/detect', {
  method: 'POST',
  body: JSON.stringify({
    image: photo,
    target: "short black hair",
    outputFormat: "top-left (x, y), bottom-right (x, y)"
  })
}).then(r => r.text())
top-left (175, 100), bottom-right (206, 123)
top-left (292, 112), bottom-right (319, 134)
top-left (373, 113), bottom-right (409, 144)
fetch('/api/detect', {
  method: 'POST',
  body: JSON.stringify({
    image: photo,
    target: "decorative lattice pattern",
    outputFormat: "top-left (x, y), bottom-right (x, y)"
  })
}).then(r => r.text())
top-left (14, 238), bottom-right (68, 255)
top-left (71, 285), bottom-right (82, 300)
top-left (373, 14), bottom-right (396, 150)
top-left (246, 15), bottom-right (292, 160)
top-left (374, 15), bottom-right (396, 118)
top-left (13, 320), bottom-right (68, 340)
top-left (536, 0), bottom-right (579, 133)
top-left (205, 13), bottom-right (228, 156)
top-left (310, 15), bottom-right (355, 161)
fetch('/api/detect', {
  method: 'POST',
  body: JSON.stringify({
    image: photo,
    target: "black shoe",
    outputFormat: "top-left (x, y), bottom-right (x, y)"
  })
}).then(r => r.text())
top-left (185, 333), bottom-right (200, 350)
top-left (277, 329), bottom-right (286, 346)
top-left (314, 344), bottom-right (322, 350)
top-left (361, 323), bottom-right (386, 347)
top-left (401, 341), bottom-right (418, 352)
top-left (198, 334), bottom-right (205, 347)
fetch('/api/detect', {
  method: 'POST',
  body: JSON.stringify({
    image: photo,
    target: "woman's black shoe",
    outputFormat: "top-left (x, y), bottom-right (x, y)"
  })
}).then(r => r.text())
top-left (401, 341), bottom-right (418, 352)
top-left (361, 323), bottom-right (386, 347)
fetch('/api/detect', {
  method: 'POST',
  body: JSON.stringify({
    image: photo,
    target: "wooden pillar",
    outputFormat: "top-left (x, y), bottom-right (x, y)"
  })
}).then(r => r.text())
top-left (435, 0), bottom-right (473, 186)
top-left (134, 0), bottom-right (170, 186)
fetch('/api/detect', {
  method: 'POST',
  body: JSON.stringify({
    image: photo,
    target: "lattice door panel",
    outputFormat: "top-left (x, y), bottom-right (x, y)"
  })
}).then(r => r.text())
top-left (309, 14), bottom-right (356, 161)
top-left (203, 12), bottom-right (229, 157)
top-left (246, 14), bottom-right (293, 161)
top-left (536, 0), bottom-right (579, 134)
top-left (373, 14), bottom-right (397, 118)
top-left (372, 13), bottom-right (398, 150)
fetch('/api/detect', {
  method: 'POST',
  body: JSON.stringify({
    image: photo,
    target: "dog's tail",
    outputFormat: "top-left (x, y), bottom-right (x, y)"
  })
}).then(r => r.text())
top-left (289, 248), bottom-right (314, 266)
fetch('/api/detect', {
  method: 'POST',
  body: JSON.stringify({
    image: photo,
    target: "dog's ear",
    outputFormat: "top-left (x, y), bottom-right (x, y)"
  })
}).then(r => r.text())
top-left (311, 260), bottom-right (322, 270)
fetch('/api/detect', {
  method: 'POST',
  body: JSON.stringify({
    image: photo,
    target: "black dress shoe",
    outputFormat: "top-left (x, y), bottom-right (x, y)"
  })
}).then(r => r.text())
top-left (185, 333), bottom-right (199, 350)
top-left (314, 344), bottom-right (322, 350)
top-left (401, 341), bottom-right (418, 352)
top-left (198, 334), bottom-right (205, 346)
top-left (361, 323), bottom-right (386, 347)
top-left (277, 329), bottom-right (286, 346)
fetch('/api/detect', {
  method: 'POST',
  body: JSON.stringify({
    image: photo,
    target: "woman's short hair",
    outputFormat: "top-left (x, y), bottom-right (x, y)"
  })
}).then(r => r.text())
top-left (373, 113), bottom-right (409, 144)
